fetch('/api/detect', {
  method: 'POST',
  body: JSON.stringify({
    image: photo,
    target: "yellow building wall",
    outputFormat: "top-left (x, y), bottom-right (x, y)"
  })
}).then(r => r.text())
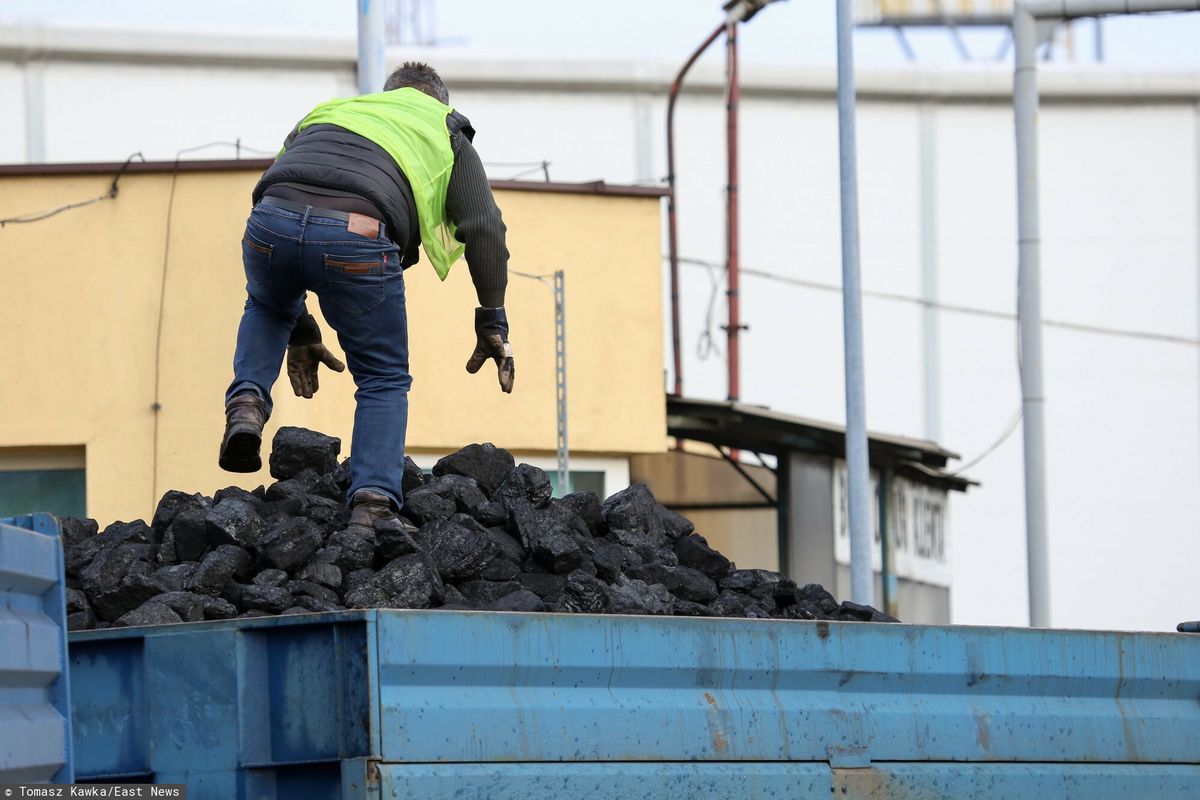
top-left (0, 167), bottom-right (666, 524)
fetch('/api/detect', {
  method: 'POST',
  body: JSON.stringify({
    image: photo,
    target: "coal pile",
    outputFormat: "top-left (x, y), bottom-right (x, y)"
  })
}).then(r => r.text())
top-left (59, 427), bottom-right (898, 630)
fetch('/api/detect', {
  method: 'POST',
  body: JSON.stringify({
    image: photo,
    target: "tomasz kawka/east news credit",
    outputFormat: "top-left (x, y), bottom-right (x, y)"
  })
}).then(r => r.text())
top-left (0, 788), bottom-right (185, 798)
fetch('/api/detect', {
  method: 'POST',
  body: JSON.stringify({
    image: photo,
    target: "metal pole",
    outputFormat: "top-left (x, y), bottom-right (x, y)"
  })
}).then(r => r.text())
top-left (725, 20), bottom-right (743, 404)
top-left (357, 0), bottom-right (386, 95)
top-left (919, 104), bottom-right (941, 443)
top-left (836, 0), bottom-right (875, 607)
top-left (1013, 4), bottom-right (1052, 628)
top-left (666, 23), bottom-right (725, 399)
top-left (554, 270), bottom-right (570, 495)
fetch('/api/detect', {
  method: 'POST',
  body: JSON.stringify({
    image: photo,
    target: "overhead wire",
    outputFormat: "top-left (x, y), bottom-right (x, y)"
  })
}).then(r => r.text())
top-left (676, 255), bottom-right (1200, 348)
top-left (0, 151), bottom-right (145, 228)
top-left (150, 140), bottom-right (273, 501)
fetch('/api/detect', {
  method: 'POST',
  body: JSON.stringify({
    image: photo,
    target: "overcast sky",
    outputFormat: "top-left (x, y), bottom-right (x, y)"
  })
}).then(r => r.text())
top-left (3, 1), bottom-right (1200, 69)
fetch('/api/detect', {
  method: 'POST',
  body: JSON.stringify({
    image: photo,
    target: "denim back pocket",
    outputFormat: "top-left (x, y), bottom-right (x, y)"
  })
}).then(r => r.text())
top-left (241, 227), bottom-right (274, 294)
top-left (322, 250), bottom-right (393, 317)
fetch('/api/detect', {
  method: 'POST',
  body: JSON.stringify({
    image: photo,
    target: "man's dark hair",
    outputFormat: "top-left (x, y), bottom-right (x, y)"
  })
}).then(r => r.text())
top-left (384, 62), bottom-right (449, 104)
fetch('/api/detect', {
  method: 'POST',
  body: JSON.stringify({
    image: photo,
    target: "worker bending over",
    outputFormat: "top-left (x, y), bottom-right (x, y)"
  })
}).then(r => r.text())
top-left (219, 62), bottom-right (514, 533)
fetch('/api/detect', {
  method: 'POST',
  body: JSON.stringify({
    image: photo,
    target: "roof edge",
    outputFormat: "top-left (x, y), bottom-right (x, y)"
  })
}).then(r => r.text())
top-left (0, 158), bottom-right (669, 198)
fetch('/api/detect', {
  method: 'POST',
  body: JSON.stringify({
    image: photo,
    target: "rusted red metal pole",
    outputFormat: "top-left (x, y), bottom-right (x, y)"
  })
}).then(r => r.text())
top-left (725, 20), bottom-right (742, 403)
top-left (666, 23), bottom-right (724, 399)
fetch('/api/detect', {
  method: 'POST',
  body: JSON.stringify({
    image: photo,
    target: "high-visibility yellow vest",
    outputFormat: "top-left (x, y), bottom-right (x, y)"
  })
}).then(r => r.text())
top-left (296, 87), bottom-right (464, 280)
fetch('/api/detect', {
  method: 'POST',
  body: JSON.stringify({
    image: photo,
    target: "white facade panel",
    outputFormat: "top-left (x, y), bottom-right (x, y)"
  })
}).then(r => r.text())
top-left (0, 30), bottom-right (1196, 631)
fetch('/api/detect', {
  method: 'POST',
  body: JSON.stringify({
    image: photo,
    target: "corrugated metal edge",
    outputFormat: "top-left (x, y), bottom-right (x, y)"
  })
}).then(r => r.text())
top-left (0, 514), bottom-right (73, 783)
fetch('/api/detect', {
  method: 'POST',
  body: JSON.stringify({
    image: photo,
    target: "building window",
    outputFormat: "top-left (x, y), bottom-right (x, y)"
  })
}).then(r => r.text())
top-left (549, 470), bottom-right (605, 498)
top-left (0, 447), bottom-right (86, 519)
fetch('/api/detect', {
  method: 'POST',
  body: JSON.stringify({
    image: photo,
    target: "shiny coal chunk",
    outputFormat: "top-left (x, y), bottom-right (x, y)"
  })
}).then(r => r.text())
top-left (240, 585), bottom-right (293, 613)
top-left (204, 499), bottom-right (267, 550)
top-left (432, 443), bottom-right (516, 497)
top-left (185, 545), bottom-right (253, 596)
top-left (495, 464), bottom-right (552, 512)
top-left (562, 569), bottom-right (609, 614)
top-left (555, 492), bottom-right (605, 536)
top-left (257, 518), bottom-right (323, 572)
top-left (673, 534), bottom-right (732, 579)
top-left (151, 562), bottom-right (198, 593)
top-left (401, 456), bottom-right (427, 495)
top-left (671, 566), bottom-right (719, 604)
top-left (480, 557), bottom-right (520, 581)
top-left (606, 575), bottom-right (673, 616)
top-left (153, 590), bottom-right (207, 622)
top-left (264, 469), bottom-right (320, 503)
top-left (512, 503), bottom-right (588, 574)
top-left (672, 600), bottom-right (715, 617)
top-left (456, 579), bottom-right (522, 606)
top-left (720, 568), bottom-right (785, 593)
top-left (252, 568), bottom-right (289, 588)
top-left (342, 568), bottom-right (376, 597)
top-left (346, 554), bottom-right (443, 609)
top-left (293, 594), bottom-right (342, 613)
top-left (116, 601), bottom-right (183, 627)
top-left (601, 484), bottom-right (666, 541)
top-left (60, 516), bottom-right (99, 548)
top-left (151, 491), bottom-right (209, 533)
top-left (400, 487), bottom-right (456, 525)
top-left (167, 509), bottom-right (211, 563)
top-left (201, 595), bottom-right (239, 620)
top-left (518, 571), bottom-right (566, 603)
top-left (269, 426), bottom-right (341, 480)
top-left (287, 580), bottom-right (340, 604)
top-left (487, 588), bottom-right (545, 612)
top-left (298, 561), bottom-right (342, 590)
top-left (797, 583), bottom-right (840, 616)
top-left (320, 530), bottom-right (376, 572)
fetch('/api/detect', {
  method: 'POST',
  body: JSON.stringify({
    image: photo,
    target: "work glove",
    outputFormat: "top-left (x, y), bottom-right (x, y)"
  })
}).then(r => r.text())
top-left (465, 306), bottom-right (515, 393)
top-left (287, 313), bottom-right (346, 399)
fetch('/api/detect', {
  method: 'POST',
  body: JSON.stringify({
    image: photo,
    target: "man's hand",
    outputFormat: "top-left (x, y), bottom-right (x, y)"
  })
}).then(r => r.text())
top-left (287, 312), bottom-right (345, 399)
top-left (288, 344), bottom-right (346, 398)
top-left (466, 306), bottom-right (515, 393)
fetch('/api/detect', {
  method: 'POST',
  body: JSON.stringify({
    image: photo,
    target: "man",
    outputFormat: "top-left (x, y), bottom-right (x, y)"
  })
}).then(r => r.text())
top-left (219, 62), bottom-right (514, 533)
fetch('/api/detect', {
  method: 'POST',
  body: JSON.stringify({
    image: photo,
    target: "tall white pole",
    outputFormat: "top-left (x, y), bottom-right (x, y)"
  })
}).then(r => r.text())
top-left (836, 0), bottom-right (875, 606)
top-left (357, 0), bottom-right (386, 95)
top-left (1013, 4), bottom-right (1052, 627)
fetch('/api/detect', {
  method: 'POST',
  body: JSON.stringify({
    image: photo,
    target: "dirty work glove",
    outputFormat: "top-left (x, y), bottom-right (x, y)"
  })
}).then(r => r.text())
top-left (287, 313), bottom-right (346, 399)
top-left (466, 307), bottom-right (515, 393)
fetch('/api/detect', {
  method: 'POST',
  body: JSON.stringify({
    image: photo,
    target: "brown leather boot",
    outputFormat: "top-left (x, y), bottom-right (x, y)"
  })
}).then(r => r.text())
top-left (348, 489), bottom-right (417, 539)
top-left (218, 393), bottom-right (267, 473)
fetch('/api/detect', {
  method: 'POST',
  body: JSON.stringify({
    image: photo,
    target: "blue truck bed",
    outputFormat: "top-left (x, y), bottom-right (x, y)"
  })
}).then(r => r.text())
top-left (68, 608), bottom-right (1200, 798)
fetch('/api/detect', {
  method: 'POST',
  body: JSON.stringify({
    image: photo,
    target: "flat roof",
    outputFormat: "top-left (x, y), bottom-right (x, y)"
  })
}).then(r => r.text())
top-left (667, 396), bottom-right (974, 492)
top-left (0, 159), bottom-right (670, 199)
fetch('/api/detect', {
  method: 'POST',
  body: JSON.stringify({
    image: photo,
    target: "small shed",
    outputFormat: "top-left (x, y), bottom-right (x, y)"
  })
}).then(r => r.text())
top-left (630, 397), bottom-right (974, 624)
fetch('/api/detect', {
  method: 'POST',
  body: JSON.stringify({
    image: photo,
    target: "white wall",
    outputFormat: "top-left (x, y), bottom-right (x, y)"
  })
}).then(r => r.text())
top-left (1, 26), bottom-right (1197, 631)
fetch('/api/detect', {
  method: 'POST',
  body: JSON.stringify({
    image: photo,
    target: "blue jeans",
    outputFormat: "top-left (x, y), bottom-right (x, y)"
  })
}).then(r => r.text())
top-left (226, 201), bottom-right (411, 509)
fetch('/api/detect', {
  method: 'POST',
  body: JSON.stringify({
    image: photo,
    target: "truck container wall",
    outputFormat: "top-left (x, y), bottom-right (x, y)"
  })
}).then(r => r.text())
top-left (69, 610), bottom-right (1200, 798)
top-left (0, 514), bottom-right (73, 784)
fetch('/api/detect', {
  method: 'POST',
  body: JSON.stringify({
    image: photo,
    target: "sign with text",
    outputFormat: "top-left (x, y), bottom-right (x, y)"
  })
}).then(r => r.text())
top-left (855, 0), bottom-right (1013, 26)
top-left (832, 461), bottom-right (952, 587)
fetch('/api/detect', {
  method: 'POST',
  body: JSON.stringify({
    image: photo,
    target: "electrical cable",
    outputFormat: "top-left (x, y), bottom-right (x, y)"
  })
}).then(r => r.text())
top-left (150, 140), bottom-right (269, 501)
top-left (675, 255), bottom-right (1200, 348)
top-left (0, 151), bottom-right (145, 228)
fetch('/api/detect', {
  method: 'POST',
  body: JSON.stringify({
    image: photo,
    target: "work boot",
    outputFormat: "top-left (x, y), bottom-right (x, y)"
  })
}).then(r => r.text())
top-left (218, 393), bottom-right (267, 473)
top-left (347, 489), bottom-right (418, 540)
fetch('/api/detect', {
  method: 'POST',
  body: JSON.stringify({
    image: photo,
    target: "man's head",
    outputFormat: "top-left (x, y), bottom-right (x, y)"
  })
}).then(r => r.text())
top-left (384, 62), bottom-right (449, 104)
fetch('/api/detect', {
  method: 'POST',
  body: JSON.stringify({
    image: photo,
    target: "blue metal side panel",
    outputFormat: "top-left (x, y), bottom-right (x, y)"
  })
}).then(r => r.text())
top-left (377, 762), bottom-right (833, 798)
top-left (70, 611), bottom-right (379, 782)
top-left (372, 611), bottom-right (1200, 764)
top-left (829, 764), bottom-right (1200, 799)
top-left (0, 513), bottom-right (73, 784)
top-left (375, 763), bottom-right (1200, 799)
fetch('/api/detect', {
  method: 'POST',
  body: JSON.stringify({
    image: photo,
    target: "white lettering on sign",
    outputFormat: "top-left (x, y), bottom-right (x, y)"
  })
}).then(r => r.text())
top-left (832, 460), bottom-right (951, 587)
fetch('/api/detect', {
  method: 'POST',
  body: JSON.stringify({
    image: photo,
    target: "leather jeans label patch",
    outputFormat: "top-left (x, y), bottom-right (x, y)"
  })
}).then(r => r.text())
top-left (347, 213), bottom-right (380, 239)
